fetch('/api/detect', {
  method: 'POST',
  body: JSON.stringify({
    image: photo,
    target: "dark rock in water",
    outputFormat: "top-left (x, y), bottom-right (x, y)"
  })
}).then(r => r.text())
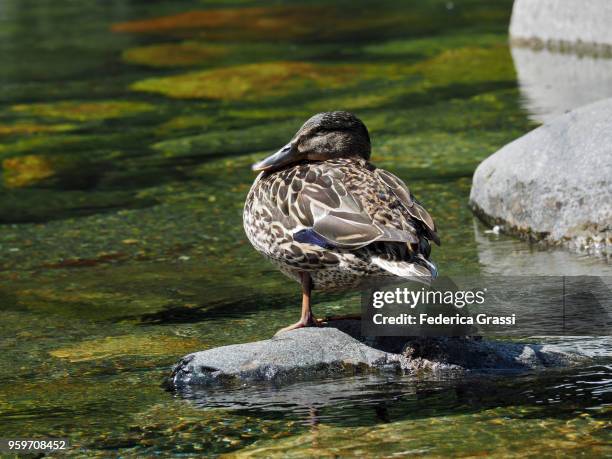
top-left (168, 321), bottom-right (585, 388)
top-left (470, 97), bottom-right (612, 256)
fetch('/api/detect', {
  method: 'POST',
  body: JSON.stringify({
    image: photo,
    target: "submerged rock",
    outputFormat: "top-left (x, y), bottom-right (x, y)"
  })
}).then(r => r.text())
top-left (168, 322), bottom-right (584, 388)
top-left (470, 98), bottom-right (612, 256)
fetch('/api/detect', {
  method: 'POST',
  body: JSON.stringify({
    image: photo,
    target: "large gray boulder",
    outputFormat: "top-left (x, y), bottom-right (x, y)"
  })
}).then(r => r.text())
top-left (470, 98), bottom-right (612, 255)
top-left (510, 0), bottom-right (612, 50)
top-left (168, 322), bottom-right (584, 388)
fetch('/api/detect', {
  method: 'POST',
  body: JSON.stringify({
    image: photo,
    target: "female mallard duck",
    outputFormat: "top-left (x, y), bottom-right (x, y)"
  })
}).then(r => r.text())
top-left (244, 111), bottom-right (439, 334)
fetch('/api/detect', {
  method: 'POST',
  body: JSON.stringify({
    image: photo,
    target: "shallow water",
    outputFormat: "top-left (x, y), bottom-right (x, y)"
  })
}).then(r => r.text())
top-left (0, 0), bottom-right (611, 457)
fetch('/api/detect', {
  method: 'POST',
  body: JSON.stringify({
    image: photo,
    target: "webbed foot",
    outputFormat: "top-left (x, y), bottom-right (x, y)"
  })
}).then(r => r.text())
top-left (274, 314), bottom-right (322, 336)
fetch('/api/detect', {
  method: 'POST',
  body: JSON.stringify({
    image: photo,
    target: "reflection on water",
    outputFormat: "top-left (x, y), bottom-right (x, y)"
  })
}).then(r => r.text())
top-left (212, 366), bottom-right (612, 456)
top-left (0, 0), bottom-right (610, 456)
top-left (473, 219), bottom-right (612, 276)
top-left (512, 45), bottom-right (612, 123)
top-left (177, 365), bottom-right (612, 425)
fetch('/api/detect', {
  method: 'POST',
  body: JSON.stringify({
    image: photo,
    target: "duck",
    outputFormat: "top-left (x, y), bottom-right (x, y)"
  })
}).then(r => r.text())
top-left (243, 111), bottom-right (439, 334)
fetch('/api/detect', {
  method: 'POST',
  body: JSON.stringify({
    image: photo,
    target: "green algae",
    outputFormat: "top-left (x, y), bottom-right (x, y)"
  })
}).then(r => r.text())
top-left (303, 44), bottom-right (515, 113)
top-left (0, 122), bottom-right (75, 136)
top-left (121, 40), bottom-right (342, 70)
top-left (0, 0), bottom-right (609, 457)
top-left (305, 91), bottom-right (401, 112)
top-left (122, 42), bottom-right (229, 68)
top-left (110, 6), bottom-right (329, 38)
top-left (11, 101), bottom-right (156, 121)
top-left (365, 90), bottom-right (531, 135)
top-left (5, 282), bottom-right (166, 321)
top-left (152, 119), bottom-right (299, 158)
top-left (230, 406), bottom-right (612, 458)
top-left (0, 188), bottom-right (157, 223)
top-left (156, 113), bottom-right (257, 136)
top-left (0, 134), bottom-right (86, 157)
top-left (50, 334), bottom-right (204, 362)
top-left (2, 154), bottom-right (57, 188)
top-left (109, 4), bottom-right (394, 42)
top-left (363, 32), bottom-right (506, 58)
top-left (412, 45), bottom-right (516, 86)
top-left (1, 154), bottom-right (100, 189)
top-left (131, 60), bottom-right (437, 102)
top-left (131, 61), bottom-right (366, 101)
top-left (157, 114), bottom-right (218, 134)
top-left (110, 2), bottom-right (513, 43)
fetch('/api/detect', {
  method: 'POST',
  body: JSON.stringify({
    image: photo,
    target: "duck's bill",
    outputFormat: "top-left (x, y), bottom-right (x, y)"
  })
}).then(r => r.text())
top-left (252, 142), bottom-right (299, 171)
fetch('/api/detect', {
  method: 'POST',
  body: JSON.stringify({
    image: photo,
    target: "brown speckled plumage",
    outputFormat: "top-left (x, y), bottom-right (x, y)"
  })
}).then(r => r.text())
top-left (244, 112), bottom-right (439, 293)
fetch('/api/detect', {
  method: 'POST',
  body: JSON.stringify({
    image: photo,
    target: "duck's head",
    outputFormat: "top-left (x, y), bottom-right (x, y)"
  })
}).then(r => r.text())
top-left (252, 111), bottom-right (371, 172)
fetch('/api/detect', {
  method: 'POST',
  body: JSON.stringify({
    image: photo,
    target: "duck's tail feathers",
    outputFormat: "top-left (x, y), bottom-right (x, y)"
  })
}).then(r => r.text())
top-left (371, 256), bottom-right (434, 283)
top-left (417, 254), bottom-right (438, 279)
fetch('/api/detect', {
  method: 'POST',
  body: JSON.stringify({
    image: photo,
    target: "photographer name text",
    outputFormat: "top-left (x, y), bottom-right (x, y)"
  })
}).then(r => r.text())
top-left (370, 287), bottom-right (516, 327)
top-left (372, 312), bottom-right (516, 325)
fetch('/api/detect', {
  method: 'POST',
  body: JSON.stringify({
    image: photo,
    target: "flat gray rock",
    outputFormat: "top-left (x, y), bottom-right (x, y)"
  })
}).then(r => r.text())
top-left (168, 322), bottom-right (585, 388)
top-left (470, 98), bottom-right (612, 256)
top-left (170, 327), bottom-right (408, 388)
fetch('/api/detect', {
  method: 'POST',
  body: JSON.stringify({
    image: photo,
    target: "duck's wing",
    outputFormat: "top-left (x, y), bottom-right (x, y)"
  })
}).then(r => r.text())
top-left (374, 168), bottom-right (440, 245)
top-left (288, 167), bottom-right (420, 250)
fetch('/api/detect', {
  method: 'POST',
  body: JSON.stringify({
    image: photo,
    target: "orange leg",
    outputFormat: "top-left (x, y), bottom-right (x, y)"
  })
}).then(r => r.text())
top-left (275, 272), bottom-right (320, 335)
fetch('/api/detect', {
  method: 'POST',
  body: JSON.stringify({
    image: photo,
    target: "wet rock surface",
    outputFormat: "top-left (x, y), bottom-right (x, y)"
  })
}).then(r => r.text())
top-left (470, 98), bottom-right (612, 256)
top-left (169, 321), bottom-right (585, 388)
